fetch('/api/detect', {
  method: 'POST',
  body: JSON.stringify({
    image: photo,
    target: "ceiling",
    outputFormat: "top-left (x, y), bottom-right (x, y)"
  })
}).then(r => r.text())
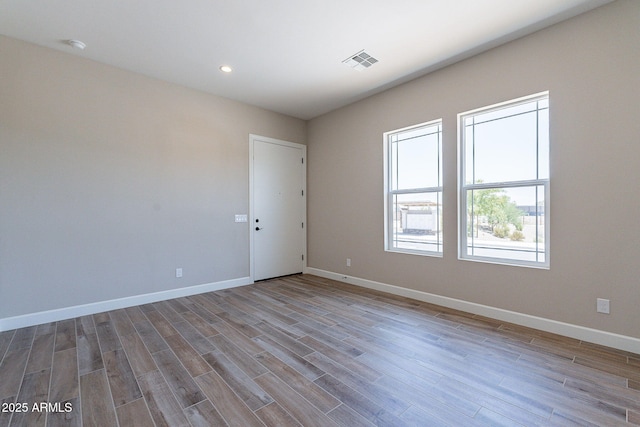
top-left (0, 0), bottom-right (612, 120)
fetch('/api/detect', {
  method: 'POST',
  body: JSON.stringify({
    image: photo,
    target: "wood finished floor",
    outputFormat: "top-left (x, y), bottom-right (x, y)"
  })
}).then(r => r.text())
top-left (1, 274), bottom-right (639, 427)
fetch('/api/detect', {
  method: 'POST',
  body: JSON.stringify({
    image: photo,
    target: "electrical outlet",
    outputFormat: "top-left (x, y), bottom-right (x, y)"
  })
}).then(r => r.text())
top-left (596, 298), bottom-right (610, 314)
top-left (346, 258), bottom-right (351, 267)
top-left (176, 268), bottom-right (183, 278)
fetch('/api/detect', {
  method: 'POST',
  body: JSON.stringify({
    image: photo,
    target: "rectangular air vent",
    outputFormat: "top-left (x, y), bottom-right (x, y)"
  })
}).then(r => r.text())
top-left (343, 50), bottom-right (378, 70)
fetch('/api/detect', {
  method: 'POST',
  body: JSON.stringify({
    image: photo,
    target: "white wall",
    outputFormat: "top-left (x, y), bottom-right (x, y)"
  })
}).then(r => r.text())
top-left (307, 0), bottom-right (640, 343)
top-left (0, 36), bottom-right (306, 324)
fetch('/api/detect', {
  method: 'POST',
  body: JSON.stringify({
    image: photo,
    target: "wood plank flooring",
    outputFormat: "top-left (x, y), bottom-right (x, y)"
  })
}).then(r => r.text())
top-left (1, 274), bottom-right (639, 426)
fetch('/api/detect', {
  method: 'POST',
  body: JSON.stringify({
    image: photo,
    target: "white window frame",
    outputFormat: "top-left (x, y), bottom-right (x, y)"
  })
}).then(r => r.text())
top-left (384, 119), bottom-right (443, 257)
top-left (458, 92), bottom-right (550, 268)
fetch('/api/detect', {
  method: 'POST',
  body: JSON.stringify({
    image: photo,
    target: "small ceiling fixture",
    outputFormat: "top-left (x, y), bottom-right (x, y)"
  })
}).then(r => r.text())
top-left (66, 39), bottom-right (86, 50)
top-left (343, 49), bottom-right (378, 70)
top-left (219, 65), bottom-right (233, 73)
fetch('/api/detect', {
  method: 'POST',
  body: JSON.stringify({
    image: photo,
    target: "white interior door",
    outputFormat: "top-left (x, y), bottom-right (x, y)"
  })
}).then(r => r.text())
top-left (251, 135), bottom-right (306, 281)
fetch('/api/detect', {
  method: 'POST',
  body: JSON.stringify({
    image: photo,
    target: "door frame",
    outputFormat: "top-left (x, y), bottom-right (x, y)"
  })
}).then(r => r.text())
top-left (249, 134), bottom-right (307, 281)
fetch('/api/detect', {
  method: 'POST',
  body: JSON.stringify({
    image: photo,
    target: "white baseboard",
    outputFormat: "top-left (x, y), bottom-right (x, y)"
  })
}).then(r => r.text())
top-left (0, 277), bottom-right (253, 332)
top-left (305, 267), bottom-right (640, 355)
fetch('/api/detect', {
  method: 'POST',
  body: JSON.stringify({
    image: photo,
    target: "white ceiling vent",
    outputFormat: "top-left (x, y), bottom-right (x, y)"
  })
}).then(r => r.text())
top-left (343, 50), bottom-right (378, 71)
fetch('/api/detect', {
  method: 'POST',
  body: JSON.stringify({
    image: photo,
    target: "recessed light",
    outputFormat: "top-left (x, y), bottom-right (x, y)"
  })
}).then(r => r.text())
top-left (66, 39), bottom-right (86, 50)
top-left (219, 65), bottom-right (233, 73)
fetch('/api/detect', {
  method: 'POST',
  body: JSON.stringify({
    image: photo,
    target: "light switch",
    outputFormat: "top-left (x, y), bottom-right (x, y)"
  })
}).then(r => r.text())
top-left (235, 214), bottom-right (248, 223)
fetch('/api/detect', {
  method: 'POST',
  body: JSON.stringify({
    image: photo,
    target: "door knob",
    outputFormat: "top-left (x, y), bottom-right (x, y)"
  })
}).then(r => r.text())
top-left (255, 227), bottom-right (262, 231)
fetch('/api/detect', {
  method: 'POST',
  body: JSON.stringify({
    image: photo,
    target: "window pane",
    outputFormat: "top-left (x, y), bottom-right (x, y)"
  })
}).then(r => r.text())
top-left (461, 94), bottom-right (549, 267)
top-left (391, 124), bottom-right (441, 190)
top-left (392, 192), bottom-right (442, 253)
top-left (386, 120), bottom-right (443, 256)
top-left (466, 186), bottom-right (545, 263)
top-left (471, 110), bottom-right (538, 183)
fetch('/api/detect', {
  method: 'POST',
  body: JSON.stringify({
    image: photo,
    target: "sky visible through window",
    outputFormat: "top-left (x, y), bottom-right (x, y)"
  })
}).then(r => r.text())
top-left (462, 96), bottom-right (549, 265)
top-left (388, 121), bottom-right (442, 255)
top-left (392, 125), bottom-right (441, 191)
top-left (465, 99), bottom-right (549, 206)
top-left (386, 97), bottom-right (548, 262)
top-left (393, 100), bottom-right (548, 206)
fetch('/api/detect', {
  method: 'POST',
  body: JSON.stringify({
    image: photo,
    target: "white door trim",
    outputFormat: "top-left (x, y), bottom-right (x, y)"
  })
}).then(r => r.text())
top-left (249, 134), bottom-right (306, 281)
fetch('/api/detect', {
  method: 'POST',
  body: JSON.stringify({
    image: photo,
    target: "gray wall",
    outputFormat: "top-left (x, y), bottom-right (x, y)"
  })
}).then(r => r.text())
top-left (0, 36), bottom-right (306, 319)
top-left (307, 0), bottom-right (640, 339)
top-left (2, 1), bottom-right (639, 342)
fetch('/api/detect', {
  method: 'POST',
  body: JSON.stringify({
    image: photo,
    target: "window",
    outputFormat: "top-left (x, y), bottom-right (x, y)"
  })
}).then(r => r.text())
top-left (459, 93), bottom-right (549, 268)
top-left (384, 120), bottom-right (443, 256)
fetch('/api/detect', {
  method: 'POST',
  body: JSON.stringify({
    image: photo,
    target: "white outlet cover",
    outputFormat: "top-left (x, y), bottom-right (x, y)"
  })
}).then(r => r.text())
top-left (596, 298), bottom-right (610, 314)
top-left (235, 214), bottom-right (248, 223)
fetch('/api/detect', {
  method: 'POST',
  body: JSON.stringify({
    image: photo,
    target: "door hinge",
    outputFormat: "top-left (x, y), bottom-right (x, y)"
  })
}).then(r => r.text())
top-left (302, 222), bottom-right (304, 228)
top-left (302, 254), bottom-right (304, 261)
top-left (301, 158), bottom-right (304, 164)
top-left (301, 190), bottom-right (304, 196)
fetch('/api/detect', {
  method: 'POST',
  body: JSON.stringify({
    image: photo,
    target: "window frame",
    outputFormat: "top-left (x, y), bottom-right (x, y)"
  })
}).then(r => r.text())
top-left (458, 92), bottom-right (550, 268)
top-left (384, 119), bottom-right (443, 257)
